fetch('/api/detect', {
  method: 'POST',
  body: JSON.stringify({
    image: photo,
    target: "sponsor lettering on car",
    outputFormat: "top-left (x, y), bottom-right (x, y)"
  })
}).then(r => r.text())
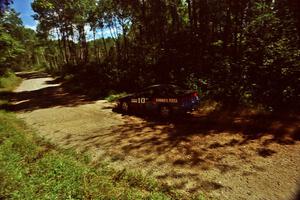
top-left (155, 98), bottom-right (178, 103)
top-left (117, 84), bottom-right (200, 117)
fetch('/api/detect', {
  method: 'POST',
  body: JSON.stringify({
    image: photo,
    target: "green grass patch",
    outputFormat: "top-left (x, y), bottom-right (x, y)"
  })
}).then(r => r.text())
top-left (0, 71), bottom-right (22, 92)
top-left (0, 99), bottom-right (9, 107)
top-left (105, 91), bottom-right (128, 102)
top-left (0, 110), bottom-right (182, 199)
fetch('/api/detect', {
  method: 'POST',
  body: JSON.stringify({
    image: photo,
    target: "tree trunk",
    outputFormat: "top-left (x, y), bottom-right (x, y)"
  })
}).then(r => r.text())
top-left (93, 28), bottom-right (99, 63)
top-left (61, 29), bottom-right (69, 64)
top-left (187, 0), bottom-right (193, 31)
top-left (55, 28), bottom-right (65, 64)
top-left (101, 29), bottom-right (108, 57)
top-left (223, 3), bottom-right (232, 53)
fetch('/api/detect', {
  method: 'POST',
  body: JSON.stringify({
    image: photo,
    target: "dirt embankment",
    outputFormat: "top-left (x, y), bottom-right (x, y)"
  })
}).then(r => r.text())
top-left (9, 72), bottom-right (300, 200)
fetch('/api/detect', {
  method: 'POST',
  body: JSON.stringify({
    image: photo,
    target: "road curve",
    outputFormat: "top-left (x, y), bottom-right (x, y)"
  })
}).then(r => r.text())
top-left (13, 72), bottom-right (300, 200)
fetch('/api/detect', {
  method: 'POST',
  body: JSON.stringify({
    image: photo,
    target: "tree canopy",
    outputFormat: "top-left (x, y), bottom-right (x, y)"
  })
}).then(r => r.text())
top-left (2, 0), bottom-right (300, 110)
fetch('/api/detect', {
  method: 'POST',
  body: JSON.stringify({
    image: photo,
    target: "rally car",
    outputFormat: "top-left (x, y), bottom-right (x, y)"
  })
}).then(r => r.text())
top-left (116, 84), bottom-right (200, 117)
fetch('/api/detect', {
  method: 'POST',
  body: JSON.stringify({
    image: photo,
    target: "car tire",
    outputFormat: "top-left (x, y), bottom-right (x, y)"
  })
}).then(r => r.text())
top-left (160, 106), bottom-right (171, 118)
top-left (121, 102), bottom-right (129, 113)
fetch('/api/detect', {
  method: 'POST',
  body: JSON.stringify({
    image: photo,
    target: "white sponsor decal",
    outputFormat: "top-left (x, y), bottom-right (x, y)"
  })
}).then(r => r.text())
top-left (155, 98), bottom-right (178, 103)
top-left (131, 98), bottom-right (147, 104)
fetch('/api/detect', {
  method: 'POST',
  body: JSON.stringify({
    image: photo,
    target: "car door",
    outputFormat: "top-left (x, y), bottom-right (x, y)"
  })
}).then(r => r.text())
top-left (146, 86), bottom-right (170, 111)
top-left (143, 88), bottom-right (159, 112)
top-left (129, 89), bottom-right (153, 112)
top-left (153, 86), bottom-right (180, 107)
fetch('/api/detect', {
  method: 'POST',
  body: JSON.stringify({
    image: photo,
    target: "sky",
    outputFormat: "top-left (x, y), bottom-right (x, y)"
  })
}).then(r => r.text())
top-left (10, 0), bottom-right (118, 38)
top-left (12, 0), bottom-right (37, 30)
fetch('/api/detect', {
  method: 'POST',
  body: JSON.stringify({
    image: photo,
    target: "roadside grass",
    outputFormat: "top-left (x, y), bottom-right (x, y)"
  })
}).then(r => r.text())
top-left (0, 99), bottom-right (9, 107)
top-left (0, 72), bottom-right (205, 199)
top-left (0, 71), bottom-right (22, 92)
top-left (0, 110), bottom-right (191, 199)
top-left (105, 91), bottom-right (128, 102)
top-left (0, 71), bottom-right (21, 107)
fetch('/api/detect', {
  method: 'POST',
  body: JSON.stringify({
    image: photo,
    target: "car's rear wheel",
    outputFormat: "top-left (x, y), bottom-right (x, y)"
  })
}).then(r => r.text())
top-left (160, 106), bottom-right (171, 118)
top-left (121, 102), bottom-right (129, 112)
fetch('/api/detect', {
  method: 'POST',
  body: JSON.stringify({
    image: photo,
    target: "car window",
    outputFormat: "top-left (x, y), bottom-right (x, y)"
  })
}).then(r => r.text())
top-left (157, 85), bottom-right (183, 96)
top-left (168, 85), bottom-right (185, 95)
top-left (137, 88), bottom-right (155, 97)
top-left (153, 86), bottom-right (173, 97)
top-left (138, 85), bottom-right (184, 97)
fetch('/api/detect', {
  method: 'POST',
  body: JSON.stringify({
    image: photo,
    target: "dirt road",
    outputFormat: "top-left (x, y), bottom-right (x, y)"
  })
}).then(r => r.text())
top-left (11, 72), bottom-right (300, 200)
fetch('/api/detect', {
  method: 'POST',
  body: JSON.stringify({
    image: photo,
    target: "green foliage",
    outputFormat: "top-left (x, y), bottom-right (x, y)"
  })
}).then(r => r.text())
top-left (0, 0), bottom-right (13, 15)
top-left (193, 193), bottom-right (206, 200)
top-left (0, 71), bottom-right (21, 91)
top-left (4, 0), bottom-right (297, 110)
top-left (240, 2), bottom-right (300, 108)
top-left (0, 25), bottom-right (25, 72)
top-left (105, 91), bottom-right (128, 102)
top-left (0, 9), bottom-right (48, 73)
top-left (0, 110), bottom-right (181, 199)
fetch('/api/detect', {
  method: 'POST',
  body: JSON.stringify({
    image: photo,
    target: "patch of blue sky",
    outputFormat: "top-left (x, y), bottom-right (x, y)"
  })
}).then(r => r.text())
top-left (12, 0), bottom-right (37, 30)
top-left (11, 0), bottom-right (123, 39)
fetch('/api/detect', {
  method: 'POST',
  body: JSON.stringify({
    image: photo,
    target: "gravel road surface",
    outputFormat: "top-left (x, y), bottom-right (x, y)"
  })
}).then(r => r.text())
top-left (13, 72), bottom-right (300, 200)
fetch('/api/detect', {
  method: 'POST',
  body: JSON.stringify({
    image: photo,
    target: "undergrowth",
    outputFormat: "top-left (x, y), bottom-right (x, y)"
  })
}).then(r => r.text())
top-left (0, 71), bottom-right (21, 92)
top-left (105, 91), bottom-right (128, 102)
top-left (0, 110), bottom-right (189, 199)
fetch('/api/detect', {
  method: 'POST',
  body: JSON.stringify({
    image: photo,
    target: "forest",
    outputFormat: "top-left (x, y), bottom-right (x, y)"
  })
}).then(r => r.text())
top-left (1, 1), bottom-right (300, 199)
top-left (1, 0), bottom-right (299, 110)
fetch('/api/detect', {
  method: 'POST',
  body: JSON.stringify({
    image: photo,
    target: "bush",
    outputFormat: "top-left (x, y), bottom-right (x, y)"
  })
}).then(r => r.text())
top-left (105, 91), bottom-right (128, 102)
top-left (0, 71), bottom-right (21, 91)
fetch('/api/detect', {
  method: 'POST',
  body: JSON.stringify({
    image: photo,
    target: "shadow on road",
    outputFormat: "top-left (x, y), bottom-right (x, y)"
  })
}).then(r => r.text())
top-left (295, 186), bottom-right (300, 200)
top-left (67, 107), bottom-right (299, 193)
top-left (2, 72), bottom-right (299, 196)
top-left (0, 72), bottom-right (96, 112)
top-left (113, 107), bottom-right (300, 147)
